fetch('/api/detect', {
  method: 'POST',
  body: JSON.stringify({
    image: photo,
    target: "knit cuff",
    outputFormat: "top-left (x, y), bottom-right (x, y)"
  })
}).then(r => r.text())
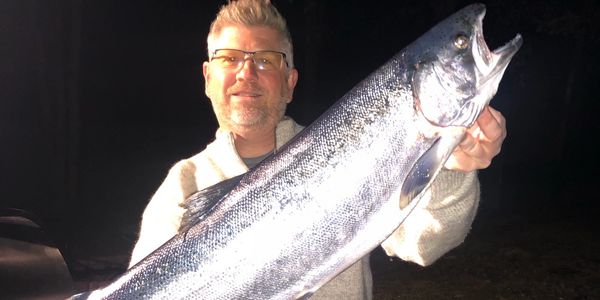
top-left (381, 169), bottom-right (480, 266)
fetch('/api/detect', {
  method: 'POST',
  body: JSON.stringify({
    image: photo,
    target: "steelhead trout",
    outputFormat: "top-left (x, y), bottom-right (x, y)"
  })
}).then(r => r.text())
top-left (74, 3), bottom-right (522, 299)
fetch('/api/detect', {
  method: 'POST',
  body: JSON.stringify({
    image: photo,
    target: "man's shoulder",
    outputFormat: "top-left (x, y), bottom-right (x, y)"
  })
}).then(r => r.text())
top-left (169, 139), bottom-right (221, 173)
top-left (276, 116), bottom-right (305, 147)
top-left (167, 133), bottom-right (247, 188)
top-left (279, 116), bottom-right (305, 131)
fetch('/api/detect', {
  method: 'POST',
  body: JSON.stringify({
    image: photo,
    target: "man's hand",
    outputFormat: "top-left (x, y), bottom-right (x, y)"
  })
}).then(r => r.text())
top-left (444, 106), bottom-right (507, 172)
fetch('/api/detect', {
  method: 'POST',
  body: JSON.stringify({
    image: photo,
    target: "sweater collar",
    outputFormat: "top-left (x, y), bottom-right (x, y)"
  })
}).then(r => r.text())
top-left (215, 116), bottom-right (297, 152)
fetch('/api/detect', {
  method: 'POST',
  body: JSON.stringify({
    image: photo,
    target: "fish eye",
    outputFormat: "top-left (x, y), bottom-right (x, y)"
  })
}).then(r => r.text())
top-left (454, 34), bottom-right (469, 49)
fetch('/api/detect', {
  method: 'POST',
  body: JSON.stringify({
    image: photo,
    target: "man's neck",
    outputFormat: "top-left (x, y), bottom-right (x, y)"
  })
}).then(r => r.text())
top-left (232, 128), bottom-right (276, 158)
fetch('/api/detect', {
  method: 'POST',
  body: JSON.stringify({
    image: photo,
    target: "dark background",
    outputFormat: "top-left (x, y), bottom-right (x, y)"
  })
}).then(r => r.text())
top-left (1, 0), bottom-right (599, 297)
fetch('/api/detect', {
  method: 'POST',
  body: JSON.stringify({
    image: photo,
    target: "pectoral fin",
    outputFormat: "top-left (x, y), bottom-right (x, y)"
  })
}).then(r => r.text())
top-left (399, 138), bottom-right (444, 209)
top-left (179, 174), bottom-right (244, 233)
top-left (296, 292), bottom-right (313, 300)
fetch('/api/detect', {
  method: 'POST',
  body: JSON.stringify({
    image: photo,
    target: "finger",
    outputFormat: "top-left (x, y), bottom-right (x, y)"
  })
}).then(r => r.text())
top-left (458, 130), bottom-right (478, 153)
top-left (476, 106), bottom-right (506, 142)
top-left (445, 106), bottom-right (507, 172)
top-left (487, 106), bottom-right (506, 125)
top-left (459, 134), bottom-right (492, 163)
top-left (445, 144), bottom-right (491, 171)
top-left (456, 127), bottom-right (494, 167)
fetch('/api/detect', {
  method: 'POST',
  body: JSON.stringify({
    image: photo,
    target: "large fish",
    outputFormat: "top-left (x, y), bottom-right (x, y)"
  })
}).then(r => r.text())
top-left (74, 3), bottom-right (521, 299)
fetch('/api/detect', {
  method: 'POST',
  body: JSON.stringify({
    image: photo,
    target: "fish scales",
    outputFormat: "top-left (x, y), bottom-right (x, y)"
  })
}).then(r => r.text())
top-left (73, 3), bottom-right (521, 299)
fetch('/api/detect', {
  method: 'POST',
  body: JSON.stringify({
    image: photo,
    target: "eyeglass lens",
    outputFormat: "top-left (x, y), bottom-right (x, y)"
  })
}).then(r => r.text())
top-left (212, 49), bottom-right (286, 71)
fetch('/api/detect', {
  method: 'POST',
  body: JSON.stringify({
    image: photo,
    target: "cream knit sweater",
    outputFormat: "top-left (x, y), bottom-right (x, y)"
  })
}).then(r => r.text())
top-left (129, 116), bottom-right (480, 299)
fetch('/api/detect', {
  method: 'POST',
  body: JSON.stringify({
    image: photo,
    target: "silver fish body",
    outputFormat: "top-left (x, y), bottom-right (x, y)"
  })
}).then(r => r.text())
top-left (76, 3), bottom-right (521, 299)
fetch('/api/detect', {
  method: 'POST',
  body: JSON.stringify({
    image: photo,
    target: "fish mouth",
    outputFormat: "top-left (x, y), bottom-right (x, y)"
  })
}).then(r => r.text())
top-left (444, 5), bottom-right (521, 128)
top-left (435, 4), bottom-right (522, 128)
top-left (472, 7), bottom-right (523, 85)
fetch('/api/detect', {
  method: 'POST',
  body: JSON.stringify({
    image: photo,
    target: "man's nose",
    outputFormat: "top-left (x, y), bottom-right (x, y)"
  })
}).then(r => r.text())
top-left (235, 58), bottom-right (259, 81)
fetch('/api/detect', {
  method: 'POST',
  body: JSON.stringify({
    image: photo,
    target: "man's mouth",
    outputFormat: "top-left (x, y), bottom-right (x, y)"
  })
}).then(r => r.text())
top-left (230, 89), bottom-right (263, 101)
top-left (232, 92), bottom-right (261, 97)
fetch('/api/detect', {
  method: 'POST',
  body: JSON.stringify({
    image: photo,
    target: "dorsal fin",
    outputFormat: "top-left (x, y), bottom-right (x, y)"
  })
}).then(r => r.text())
top-left (179, 174), bottom-right (244, 233)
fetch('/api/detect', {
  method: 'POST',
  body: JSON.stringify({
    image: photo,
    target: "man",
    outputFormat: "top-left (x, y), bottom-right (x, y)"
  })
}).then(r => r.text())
top-left (129, 0), bottom-right (506, 299)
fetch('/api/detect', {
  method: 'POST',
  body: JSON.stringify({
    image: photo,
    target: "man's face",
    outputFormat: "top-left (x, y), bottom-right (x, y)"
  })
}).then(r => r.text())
top-left (203, 25), bottom-right (298, 135)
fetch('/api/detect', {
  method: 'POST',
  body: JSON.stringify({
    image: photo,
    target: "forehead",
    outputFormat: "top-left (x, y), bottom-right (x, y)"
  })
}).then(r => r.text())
top-left (211, 25), bottom-right (284, 51)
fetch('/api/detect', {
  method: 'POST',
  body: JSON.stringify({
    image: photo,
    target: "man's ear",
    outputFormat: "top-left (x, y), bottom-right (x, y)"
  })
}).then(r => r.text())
top-left (203, 61), bottom-right (211, 97)
top-left (284, 68), bottom-right (298, 104)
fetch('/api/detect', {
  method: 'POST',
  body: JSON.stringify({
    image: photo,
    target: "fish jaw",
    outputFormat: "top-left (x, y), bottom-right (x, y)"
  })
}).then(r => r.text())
top-left (413, 4), bottom-right (522, 129)
top-left (470, 7), bottom-right (523, 120)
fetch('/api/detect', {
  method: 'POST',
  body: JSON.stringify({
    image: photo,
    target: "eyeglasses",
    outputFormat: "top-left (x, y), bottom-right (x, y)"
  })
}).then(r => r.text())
top-left (210, 49), bottom-right (288, 71)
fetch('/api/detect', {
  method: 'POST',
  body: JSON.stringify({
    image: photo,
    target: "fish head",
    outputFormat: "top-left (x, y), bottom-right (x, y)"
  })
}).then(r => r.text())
top-left (412, 3), bottom-right (522, 128)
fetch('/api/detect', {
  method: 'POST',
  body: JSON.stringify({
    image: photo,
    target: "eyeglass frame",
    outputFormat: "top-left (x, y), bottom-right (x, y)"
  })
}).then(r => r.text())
top-left (209, 48), bottom-right (290, 71)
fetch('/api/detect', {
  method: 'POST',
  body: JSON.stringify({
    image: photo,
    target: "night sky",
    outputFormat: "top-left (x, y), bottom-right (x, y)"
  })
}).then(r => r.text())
top-left (1, 0), bottom-right (599, 289)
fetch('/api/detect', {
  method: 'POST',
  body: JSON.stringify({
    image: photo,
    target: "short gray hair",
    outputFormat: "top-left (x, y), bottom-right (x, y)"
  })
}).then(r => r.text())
top-left (207, 0), bottom-right (294, 68)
